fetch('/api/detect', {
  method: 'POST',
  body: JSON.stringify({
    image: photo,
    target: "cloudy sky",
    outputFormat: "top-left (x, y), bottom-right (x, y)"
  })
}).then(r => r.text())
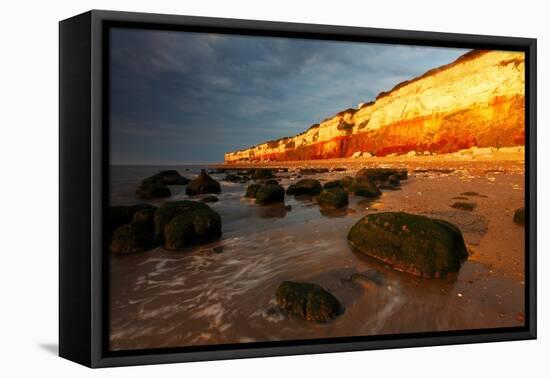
top-left (109, 28), bottom-right (469, 165)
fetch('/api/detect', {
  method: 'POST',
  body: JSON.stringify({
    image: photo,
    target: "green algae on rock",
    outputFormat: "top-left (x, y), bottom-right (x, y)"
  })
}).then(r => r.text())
top-left (110, 219), bottom-right (159, 254)
top-left (255, 184), bottom-right (285, 205)
top-left (350, 178), bottom-right (381, 198)
top-left (163, 207), bottom-right (222, 250)
top-left (186, 172), bottom-right (221, 195)
top-left (317, 187), bottom-right (349, 209)
top-left (451, 201), bottom-right (477, 211)
top-left (286, 178), bottom-right (323, 195)
top-left (348, 212), bottom-right (468, 278)
top-left (275, 281), bottom-right (343, 323)
top-left (245, 183), bottom-right (263, 198)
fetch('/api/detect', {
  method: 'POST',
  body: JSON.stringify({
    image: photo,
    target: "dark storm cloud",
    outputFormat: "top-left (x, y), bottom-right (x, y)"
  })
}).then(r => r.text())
top-left (109, 28), bottom-right (469, 164)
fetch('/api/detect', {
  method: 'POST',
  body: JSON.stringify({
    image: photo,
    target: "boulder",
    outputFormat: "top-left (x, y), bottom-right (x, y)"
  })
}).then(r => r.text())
top-left (323, 180), bottom-right (344, 190)
top-left (286, 178), bottom-right (323, 195)
top-left (132, 207), bottom-right (156, 222)
top-left (109, 204), bottom-right (155, 237)
top-left (352, 151), bottom-right (362, 158)
top-left (341, 176), bottom-right (354, 189)
top-left (252, 169), bottom-right (274, 180)
top-left (224, 174), bottom-right (242, 183)
top-left (256, 184), bottom-right (285, 205)
top-left (299, 168), bottom-right (329, 175)
top-left (157, 170), bottom-right (190, 185)
top-left (186, 172), bottom-right (221, 195)
top-left (356, 168), bottom-right (407, 182)
top-left (141, 170), bottom-right (189, 186)
top-left (348, 212), bottom-right (468, 278)
top-left (275, 281), bottom-right (343, 323)
top-left (245, 183), bottom-right (263, 198)
top-left (350, 178), bottom-right (381, 198)
top-left (154, 200), bottom-right (212, 235)
top-left (451, 202), bottom-right (477, 211)
top-left (110, 219), bottom-right (158, 254)
top-left (513, 207), bottom-right (525, 225)
top-left (317, 188), bottom-right (348, 209)
top-left (136, 182), bottom-right (171, 199)
top-left (388, 174), bottom-right (401, 186)
top-left (163, 207), bottom-right (222, 250)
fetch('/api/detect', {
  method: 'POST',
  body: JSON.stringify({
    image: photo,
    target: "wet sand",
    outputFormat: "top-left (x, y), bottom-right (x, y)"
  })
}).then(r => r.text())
top-left (110, 153), bottom-right (525, 351)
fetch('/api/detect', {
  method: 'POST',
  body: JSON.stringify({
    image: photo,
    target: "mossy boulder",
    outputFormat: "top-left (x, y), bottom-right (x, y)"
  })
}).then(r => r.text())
top-left (224, 174), bottom-right (242, 183)
top-left (157, 170), bottom-right (190, 185)
top-left (252, 169), bottom-right (274, 180)
top-left (163, 208), bottom-right (222, 250)
top-left (245, 183), bottom-right (262, 198)
top-left (451, 202), bottom-right (476, 211)
top-left (323, 180), bottom-right (344, 190)
top-left (110, 220), bottom-right (159, 254)
top-left (300, 168), bottom-right (328, 175)
top-left (136, 182), bottom-right (171, 199)
top-left (317, 187), bottom-right (348, 209)
top-left (388, 174), bottom-right (401, 186)
top-left (275, 281), bottom-right (343, 323)
top-left (154, 200), bottom-right (211, 235)
top-left (109, 204), bottom-right (155, 237)
top-left (350, 178), bottom-right (381, 198)
top-left (186, 172), bottom-right (221, 195)
top-left (141, 170), bottom-right (190, 186)
top-left (200, 195), bottom-right (219, 203)
top-left (348, 212), bottom-right (468, 278)
top-left (356, 168), bottom-right (407, 182)
top-left (286, 179), bottom-right (322, 195)
top-left (132, 207), bottom-right (156, 222)
top-left (256, 184), bottom-right (285, 205)
top-left (513, 207), bottom-right (525, 225)
top-left (341, 176), bottom-right (354, 189)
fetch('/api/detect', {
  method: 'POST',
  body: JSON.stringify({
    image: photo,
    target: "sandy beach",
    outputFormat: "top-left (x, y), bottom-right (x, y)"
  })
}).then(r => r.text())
top-left (109, 150), bottom-right (525, 350)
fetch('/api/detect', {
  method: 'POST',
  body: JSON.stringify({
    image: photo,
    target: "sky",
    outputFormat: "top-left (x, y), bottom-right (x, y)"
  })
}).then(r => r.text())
top-left (109, 28), bottom-right (469, 165)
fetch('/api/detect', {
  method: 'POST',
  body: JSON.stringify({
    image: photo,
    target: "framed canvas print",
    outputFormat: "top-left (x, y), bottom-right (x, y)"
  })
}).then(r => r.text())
top-left (59, 10), bottom-right (537, 368)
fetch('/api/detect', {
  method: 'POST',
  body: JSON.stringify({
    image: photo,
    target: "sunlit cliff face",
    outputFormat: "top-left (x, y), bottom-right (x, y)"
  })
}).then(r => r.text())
top-left (224, 50), bottom-right (525, 163)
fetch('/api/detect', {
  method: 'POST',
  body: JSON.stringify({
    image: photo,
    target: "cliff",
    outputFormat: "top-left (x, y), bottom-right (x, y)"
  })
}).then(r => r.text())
top-left (224, 50), bottom-right (525, 163)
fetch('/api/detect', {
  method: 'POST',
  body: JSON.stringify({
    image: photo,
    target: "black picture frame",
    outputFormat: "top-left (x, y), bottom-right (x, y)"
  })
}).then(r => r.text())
top-left (59, 9), bottom-right (537, 368)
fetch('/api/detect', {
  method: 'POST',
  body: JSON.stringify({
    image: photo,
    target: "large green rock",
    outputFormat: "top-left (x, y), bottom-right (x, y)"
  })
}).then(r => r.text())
top-left (323, 180), bottom-right (344, 190)
top-left (356, 168), bottom-right (407, 182)
top-left (245, 183), bottom-right (262, 198)
top-left (109, 204), bottom-right (155, 237)
top-left (350, 178), bottom-right (381, 198)
top-left (141, 170), bottom-right (190, 186)
top-left (154, 200), bottom-right (210, 235)
top-left (341, 176), bottom-right (354, 189)
top-left (348, 212), bottom-right (468, 278)
top-left (110, 220), bottom-right (158, 254)
top-left (286, 179), bottom-right (322, 195)
top-left (186, 172), bottom-right (221, 195)
top-left (252, 169), bottom-right (274, 180)
top-left (163, 208), bottom-right (222, 250)
top-left (317, 187), bottom-right (348, 209)
top-left (136, 182), bottom-right (171, 199)
top-left (256, 184), bottom-right (285, 205)
top-left (275, 281), bottom-right (343, 323)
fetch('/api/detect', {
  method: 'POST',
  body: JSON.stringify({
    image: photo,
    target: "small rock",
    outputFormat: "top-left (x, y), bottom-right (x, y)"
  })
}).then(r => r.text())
top-left (256, 184), bottom-right (285, 205)
top-left (186, 171), bottom-right (221, 195)
top-left (513, 207), bottom-right (525, 226)
top-left (451, 202), bottom-right (477, 211)
top-left (275, 281), bottom-right (343, 323)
